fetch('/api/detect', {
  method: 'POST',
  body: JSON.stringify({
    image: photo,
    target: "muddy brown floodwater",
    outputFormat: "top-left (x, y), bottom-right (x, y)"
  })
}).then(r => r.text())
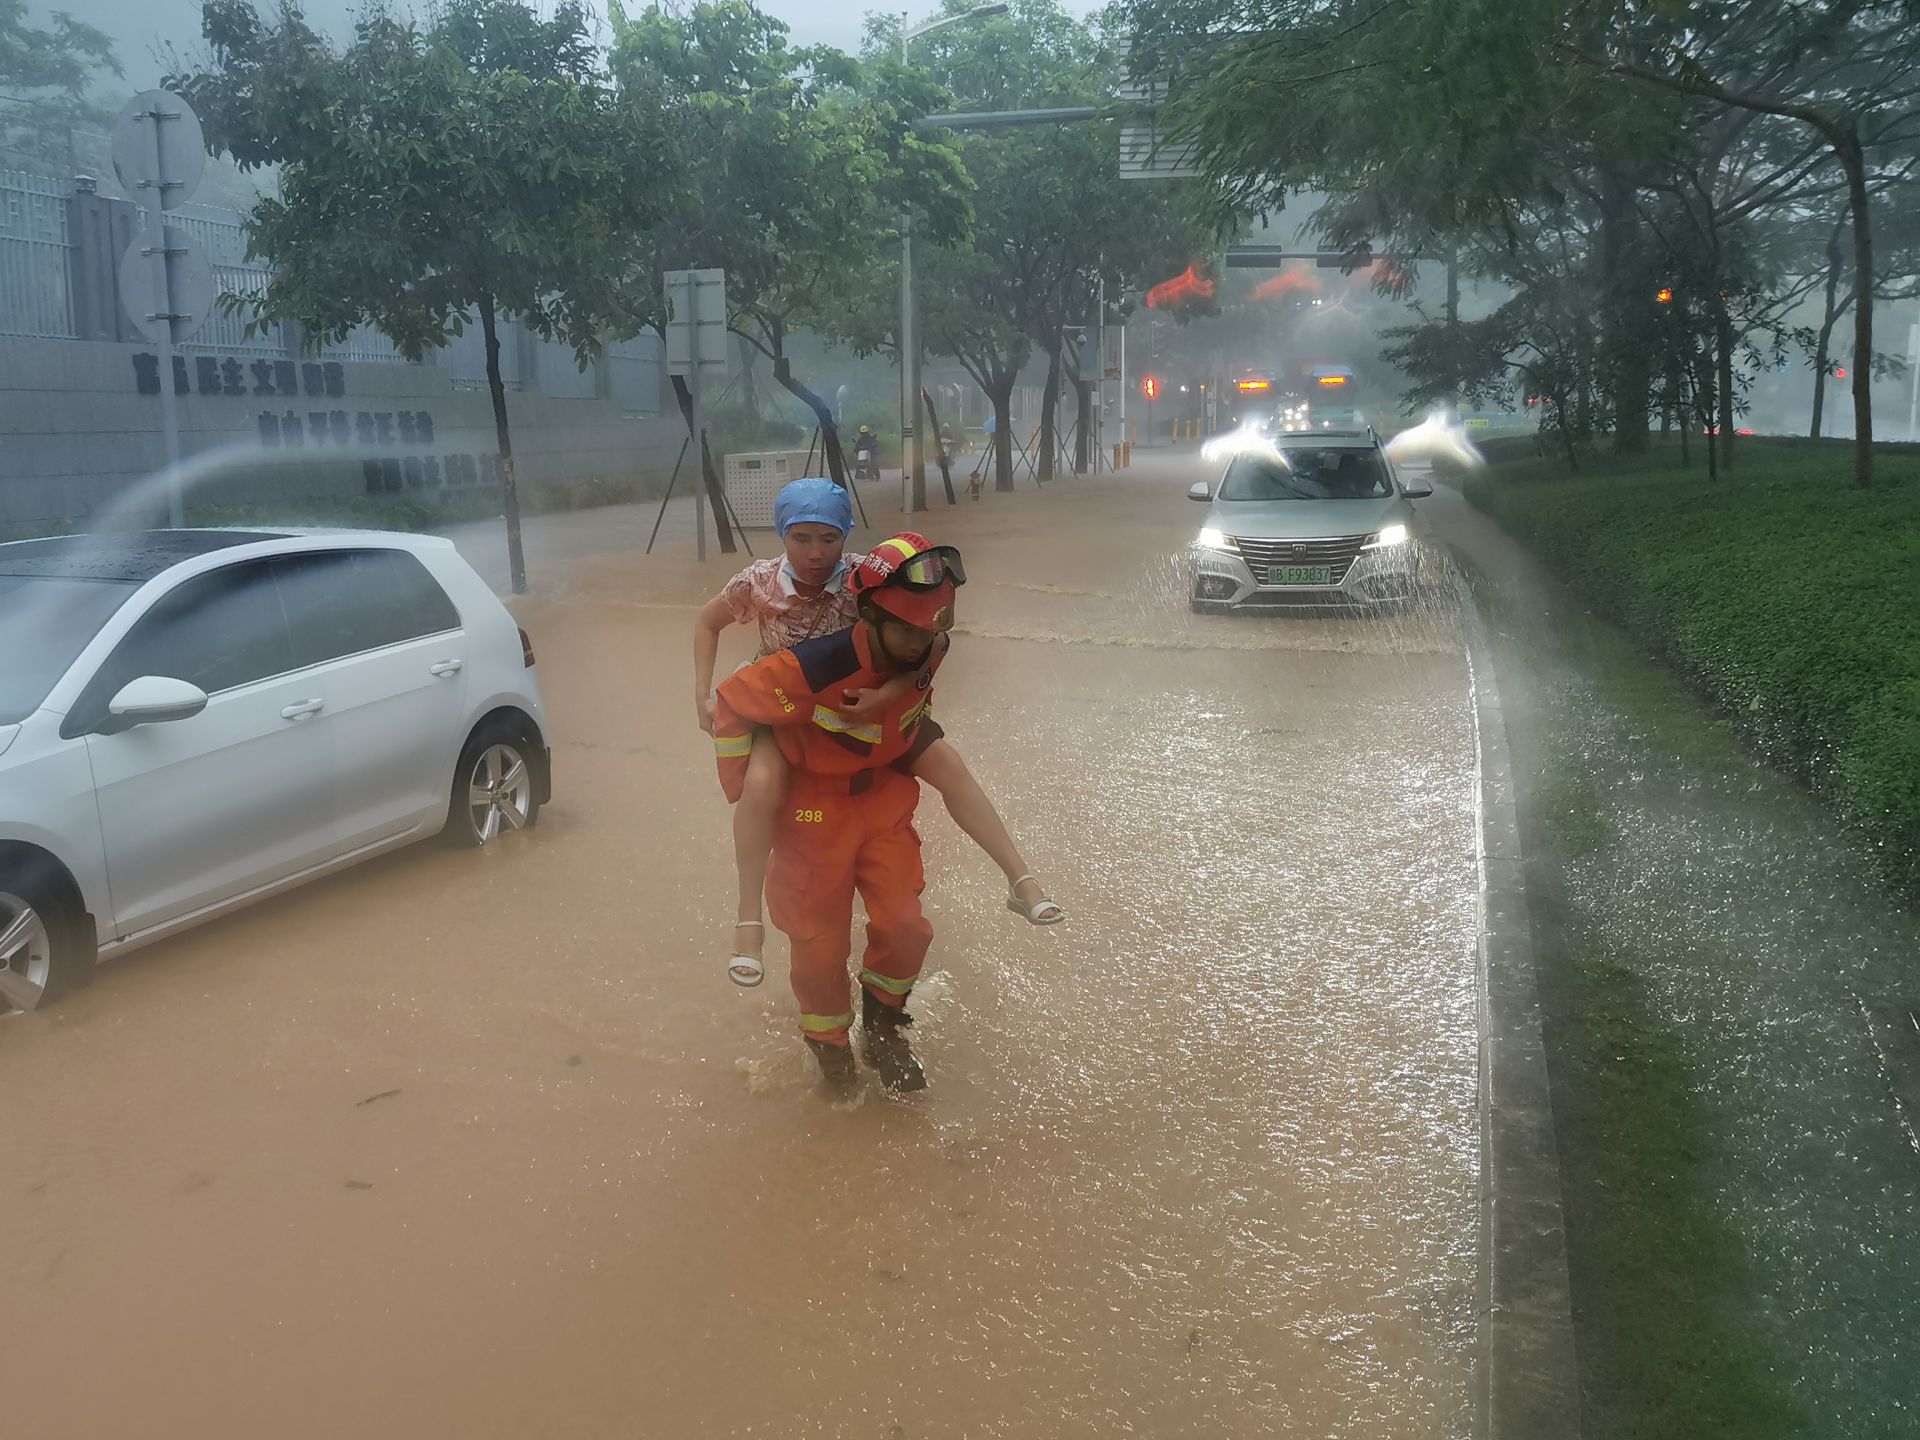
top-left (3, 455), bottom-right (1483, 1439)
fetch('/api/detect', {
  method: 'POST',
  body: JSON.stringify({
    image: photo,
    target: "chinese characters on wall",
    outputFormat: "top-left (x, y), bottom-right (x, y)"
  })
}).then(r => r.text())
top-left (132, 352), bottom-right (501, 497)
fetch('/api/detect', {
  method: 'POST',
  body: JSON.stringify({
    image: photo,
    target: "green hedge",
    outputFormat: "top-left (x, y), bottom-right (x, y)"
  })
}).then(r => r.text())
top-left (1463, 440), bottom-right (1920, 905)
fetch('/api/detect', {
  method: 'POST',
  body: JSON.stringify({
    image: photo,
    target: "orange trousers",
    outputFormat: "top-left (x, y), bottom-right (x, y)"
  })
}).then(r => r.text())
top-left (766, 767), bottom-right (932, 1048)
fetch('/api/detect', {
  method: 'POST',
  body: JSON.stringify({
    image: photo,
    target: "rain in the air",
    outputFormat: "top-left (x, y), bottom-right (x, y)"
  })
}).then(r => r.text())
top-left (3, 0), bottom-right (1917, 1435)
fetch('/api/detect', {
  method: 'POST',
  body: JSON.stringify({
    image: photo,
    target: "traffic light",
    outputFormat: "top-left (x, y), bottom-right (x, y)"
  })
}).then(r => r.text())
top-left (1835, 366), bottom-right (1848, 379)
top-left (1143, 375), bottom-right (1159, 399)
top-left (1655, 286), bottom-right (1674, 304)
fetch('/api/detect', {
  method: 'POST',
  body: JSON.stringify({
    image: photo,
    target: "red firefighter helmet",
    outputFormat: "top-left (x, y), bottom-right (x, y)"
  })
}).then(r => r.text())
top-left (852, 532), bottom-right (965, 631)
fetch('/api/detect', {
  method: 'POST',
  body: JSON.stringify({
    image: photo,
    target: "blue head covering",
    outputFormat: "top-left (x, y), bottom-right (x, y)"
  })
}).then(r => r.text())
top-left (774, 477), bottom-right (853, 537)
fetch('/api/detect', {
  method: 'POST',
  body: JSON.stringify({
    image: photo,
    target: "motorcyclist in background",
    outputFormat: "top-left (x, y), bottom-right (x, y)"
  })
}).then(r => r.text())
top-left (852, 425), bottom-right (880, 481)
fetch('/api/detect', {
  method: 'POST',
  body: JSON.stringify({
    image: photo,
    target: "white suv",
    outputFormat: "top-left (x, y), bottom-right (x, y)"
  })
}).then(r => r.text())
top-left (0, 529), bottom-right (552, 1010)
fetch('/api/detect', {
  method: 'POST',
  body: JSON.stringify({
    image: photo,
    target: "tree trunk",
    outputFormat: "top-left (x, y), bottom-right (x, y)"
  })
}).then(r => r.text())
top-left (669, 372), bottom-right (738, 554)
top-left (1696, 339), bottom-right (1718, 483)
top-left (1072, 377), bottom-right (1092, 474)
top-left (1835, 130), bottom-right (1875, 486)
top-left (1445, 248), bottom-right (1462, 416)
top-left (1716, 299), bottom-right (1737, 473)
top-left (1809, 221), bottom-right (1847, 440)
top-left (990, 380), bottom-right (1015, 492)
top-left (1039, 344), bottom-right (1063, 482)
top-left (771, 355), bottom-right (849, 490)
top-left (1600, 172), bottom-right (1652, 454)
top-left (477, 293), bottom-right (527, 595)
top-left (1553, 396), bottom-right (1580, 471)
top-left (920, 387), bottom-right (957, 505)
top-left (738, 334), bottom-right (763, 420)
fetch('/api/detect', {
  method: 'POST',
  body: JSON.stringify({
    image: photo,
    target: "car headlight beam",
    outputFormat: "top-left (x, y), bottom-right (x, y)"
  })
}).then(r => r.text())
top-left (1364, 523), bottom-right (1410, 549)
top-left (1196, 527), bottom-right (1238, 553)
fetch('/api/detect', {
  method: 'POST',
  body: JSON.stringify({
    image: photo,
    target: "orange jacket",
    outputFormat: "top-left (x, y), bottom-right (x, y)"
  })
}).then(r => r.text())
top-left (712, 625), bottom-right (945, 802)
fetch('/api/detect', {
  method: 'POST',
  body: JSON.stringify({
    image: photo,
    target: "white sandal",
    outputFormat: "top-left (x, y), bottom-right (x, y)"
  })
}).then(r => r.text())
top-left (727, 921), bottom-right (766, 987)
top-left (1007, 876), bottom-right (1065, 926)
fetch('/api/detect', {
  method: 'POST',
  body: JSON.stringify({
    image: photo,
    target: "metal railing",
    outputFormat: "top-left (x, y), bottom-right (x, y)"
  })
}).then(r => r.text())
top-left (0, 170), bottom-right (74, 338)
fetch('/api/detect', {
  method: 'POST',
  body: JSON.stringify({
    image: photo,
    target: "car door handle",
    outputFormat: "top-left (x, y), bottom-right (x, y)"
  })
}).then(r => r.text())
top-left (281, 699), bottom-right (325, 720)
top-left (429, 660), bottom-right (465, 677)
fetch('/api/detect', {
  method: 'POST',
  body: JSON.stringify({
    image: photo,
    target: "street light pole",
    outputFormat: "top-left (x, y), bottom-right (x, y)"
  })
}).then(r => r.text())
top-left (898, 3), bottom-right (1006, 515)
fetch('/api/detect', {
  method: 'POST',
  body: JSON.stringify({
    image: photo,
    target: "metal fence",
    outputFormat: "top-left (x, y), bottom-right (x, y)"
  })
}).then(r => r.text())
top-left (0, 170), bottom-right (73, 339)
top-left (170, 201), bottom-right (412, 365)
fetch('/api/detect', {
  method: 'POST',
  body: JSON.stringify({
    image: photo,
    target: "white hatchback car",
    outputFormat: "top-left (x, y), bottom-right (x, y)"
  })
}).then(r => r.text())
top-left (0, 529), bottom-right (552, 1010)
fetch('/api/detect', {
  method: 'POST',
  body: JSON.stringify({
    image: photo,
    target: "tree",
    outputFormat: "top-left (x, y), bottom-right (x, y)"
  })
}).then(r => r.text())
top-left (862, 0), bottom-right (1229, 490)
top-left (1557, 0), bottom-right (1920, 485)
top-left (610, 0), bottom-right (968, 491)
top-left (171, 0), bottom-right (678, 592)
top-left (1129, 0), bottom-right (1920, 485)
top-left (0, 0), bottom-right (119, 174)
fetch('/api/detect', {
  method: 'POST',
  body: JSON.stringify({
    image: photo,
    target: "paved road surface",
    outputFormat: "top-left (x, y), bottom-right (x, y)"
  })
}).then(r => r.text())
top-left (4, 453), bottom-right (1483, 1438)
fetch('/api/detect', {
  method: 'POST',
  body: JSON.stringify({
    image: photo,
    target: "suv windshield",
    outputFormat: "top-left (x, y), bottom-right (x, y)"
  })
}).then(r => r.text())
top-left (0, 575), bottom-right (141, 724)
top-left (1219, 447), bottom-right (1394, 502)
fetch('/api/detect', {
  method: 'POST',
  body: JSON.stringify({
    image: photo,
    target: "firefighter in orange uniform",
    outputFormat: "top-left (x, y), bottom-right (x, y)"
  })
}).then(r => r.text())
top-left (711, 533), bottom-right (964, 1094)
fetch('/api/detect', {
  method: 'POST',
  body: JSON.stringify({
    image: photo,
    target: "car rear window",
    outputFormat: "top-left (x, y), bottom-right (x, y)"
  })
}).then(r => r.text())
top-left (0, 574), bottom-right (140, 724)
top-left (272, 549), bottom-right (462, 669)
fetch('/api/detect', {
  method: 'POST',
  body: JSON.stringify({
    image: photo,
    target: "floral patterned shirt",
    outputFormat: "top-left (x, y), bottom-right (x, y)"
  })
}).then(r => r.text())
top-left (721, 555), bottom-right (865, 657)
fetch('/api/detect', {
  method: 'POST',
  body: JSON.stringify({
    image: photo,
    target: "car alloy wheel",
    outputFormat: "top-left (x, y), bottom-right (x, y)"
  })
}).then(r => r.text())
top-left (467, 743), bottom-right (534, 844)
top-left (0, 890), bottom-right (54, 1012)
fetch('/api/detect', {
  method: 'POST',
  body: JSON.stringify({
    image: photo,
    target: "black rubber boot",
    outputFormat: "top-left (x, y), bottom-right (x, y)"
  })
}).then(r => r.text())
top-left (860, 988), bottom-right (927, 1094)
top-left (805, 1037), bottom-right (859, 1095)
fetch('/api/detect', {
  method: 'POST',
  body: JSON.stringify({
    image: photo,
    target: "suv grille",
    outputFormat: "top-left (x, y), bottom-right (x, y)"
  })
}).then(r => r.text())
top-left (1234, 533), bottom-right (1369, 582)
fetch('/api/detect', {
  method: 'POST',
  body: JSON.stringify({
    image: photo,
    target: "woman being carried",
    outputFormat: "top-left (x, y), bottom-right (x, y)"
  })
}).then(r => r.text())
top-left (692, 477), bottom-right (1062, 985)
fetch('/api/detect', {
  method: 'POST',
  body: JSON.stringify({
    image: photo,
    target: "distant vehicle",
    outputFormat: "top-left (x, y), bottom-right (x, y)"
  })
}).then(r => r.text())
top-left (852, 429), bottom-right (882, 482)
top-left (0, 529), bottom-right (552, 1010)
top-left (1308, 364), bottom-right (1361, 427)
top-left (1186, 429), bottom-right (1434, 612)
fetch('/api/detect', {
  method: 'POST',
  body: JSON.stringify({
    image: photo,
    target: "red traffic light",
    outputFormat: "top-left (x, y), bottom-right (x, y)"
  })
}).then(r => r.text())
top-left (1835, 366), bottom-right (1848, 379)
top-left (1143, 375), bottom-right (1159, 399)
top-left (1655, 287), bottom-right (1674, 304)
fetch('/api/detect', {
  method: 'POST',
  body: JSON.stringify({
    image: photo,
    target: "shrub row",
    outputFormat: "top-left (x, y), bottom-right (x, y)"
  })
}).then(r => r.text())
top-left (1463, 440), bottom-right (1920, 905)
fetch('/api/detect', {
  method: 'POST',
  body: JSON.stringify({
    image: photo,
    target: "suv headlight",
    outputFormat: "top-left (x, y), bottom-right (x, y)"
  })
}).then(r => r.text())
top-left (1196, 527), bottom-right (1238, 553)
top-left (1364, 523), bottom-right (1409, 548)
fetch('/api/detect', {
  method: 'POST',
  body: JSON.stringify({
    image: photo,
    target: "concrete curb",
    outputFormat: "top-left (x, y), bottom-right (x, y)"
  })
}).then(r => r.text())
top-left (1457, 568), bottom-right (1584, 1439)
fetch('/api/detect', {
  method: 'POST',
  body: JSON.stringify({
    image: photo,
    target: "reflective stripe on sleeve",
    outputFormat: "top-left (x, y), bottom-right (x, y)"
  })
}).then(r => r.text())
top-left (812, 705), bottom-right (882, 744)
top-left (713, 734), bottom-right (753, 758)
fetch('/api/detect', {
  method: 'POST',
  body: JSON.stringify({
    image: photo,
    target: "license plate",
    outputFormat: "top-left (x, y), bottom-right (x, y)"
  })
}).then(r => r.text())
top-left (1269, 566), bottom-right (1333, 585)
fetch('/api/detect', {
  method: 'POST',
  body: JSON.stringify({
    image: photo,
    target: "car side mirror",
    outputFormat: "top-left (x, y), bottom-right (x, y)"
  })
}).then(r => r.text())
top-left (1187, 482), bottom-right (1212, 502)
top-left (1400, 479), bottom-right (1434, 499)
top-left (102, 676), bottom-right (209, 733)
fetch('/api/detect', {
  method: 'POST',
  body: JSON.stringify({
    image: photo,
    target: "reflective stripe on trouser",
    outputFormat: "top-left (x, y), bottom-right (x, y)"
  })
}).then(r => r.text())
top-left (766, 767), bottom-right (931, 1048)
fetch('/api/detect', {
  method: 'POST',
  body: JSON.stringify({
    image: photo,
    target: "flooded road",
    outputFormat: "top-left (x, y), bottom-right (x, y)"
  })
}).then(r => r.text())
top-left (3, 454), bottom-right (1483, 1438)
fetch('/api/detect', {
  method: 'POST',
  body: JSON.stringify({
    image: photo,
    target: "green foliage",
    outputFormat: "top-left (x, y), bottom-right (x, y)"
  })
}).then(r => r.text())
top-left (1126, 0), bottom-right (1920, 478)
top-left (0, 0), bottom-right (120, 171)
top-left (1465, 440), bottom-right (1920, 903)
top-left (612, 0), bottom-right (971, 322)
top-left (173, 0), bottom-right (676, 363)
top-left (846, 0), bottom-right (1230, 487)
top-left (609, 0), bottom-right (969, 480)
